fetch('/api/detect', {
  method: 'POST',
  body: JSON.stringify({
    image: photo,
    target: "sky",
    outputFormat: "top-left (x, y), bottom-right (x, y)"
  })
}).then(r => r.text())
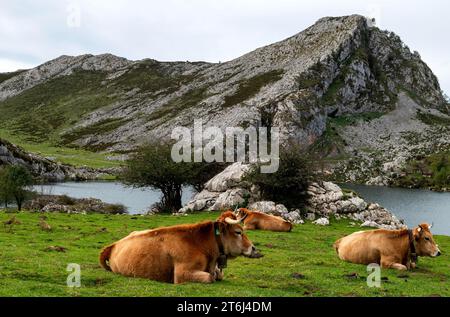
top-left (0, 0), bottom-right (449, 95)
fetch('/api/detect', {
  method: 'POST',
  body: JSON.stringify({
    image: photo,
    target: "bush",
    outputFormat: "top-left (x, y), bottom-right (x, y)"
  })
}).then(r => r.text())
top-left (0, 165), bottom-right (34, 210)
top-left (102, 203), bottom-right (127, 215)
top-left (244, 143), bottom-right (312, 209)
top-left (57, 195), bottom-right (76, 206)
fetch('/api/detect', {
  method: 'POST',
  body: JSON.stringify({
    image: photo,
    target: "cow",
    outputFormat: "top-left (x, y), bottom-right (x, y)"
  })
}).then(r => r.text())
top-left (235, 208), bottom-right (293, 232)
top-left (99, 211), bottom-right (262, 283)
top-left (334, 223), bottom-right (441, 270)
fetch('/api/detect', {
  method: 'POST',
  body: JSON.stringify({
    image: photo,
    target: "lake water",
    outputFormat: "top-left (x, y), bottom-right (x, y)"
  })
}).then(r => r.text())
top-left (33, 182), bottom-right (195, 215)
top-left (342, 184), bottom-right (450, 236)
top-left (32, 181), bottom-right (449, 236)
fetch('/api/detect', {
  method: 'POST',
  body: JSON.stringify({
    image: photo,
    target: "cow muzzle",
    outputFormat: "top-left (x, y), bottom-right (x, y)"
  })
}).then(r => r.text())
top-left (245, 245), bottom-right (264, 258)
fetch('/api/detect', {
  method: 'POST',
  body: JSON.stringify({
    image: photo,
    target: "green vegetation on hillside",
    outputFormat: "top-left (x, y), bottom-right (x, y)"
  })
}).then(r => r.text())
top-left (0, 70), bottom-right (27, 84)
top-left (0, 61), bottom-right (208, 167)
top-left (146, 86), bottom-right (208, 121)
top-left (59, 118), bottom-right (131, 151)
top-left (394, 151), bottom-right (450, 190)
top-left (0, 211), bottom-right (448, 296)
top-left (0, 129), bottom-right (121, 169)
top-left (416, 111), bottom-right (450, 126)
top-left (310, 112), bottom-right (385, 159)
top-left (111, 60), bottom-right (201, 94)
top-left (0, 69), bottom-right (115, 144)
top-left (223, 70), bottom-right (284, 108)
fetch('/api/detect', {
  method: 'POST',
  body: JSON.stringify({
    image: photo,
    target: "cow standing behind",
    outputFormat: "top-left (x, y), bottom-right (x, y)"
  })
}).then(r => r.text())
top-left (334, 223), bottom-right (441, 270)
top-left (99, 211), bottom-right (262, 283)
top-left (235, 208), bottom-right (293, 232)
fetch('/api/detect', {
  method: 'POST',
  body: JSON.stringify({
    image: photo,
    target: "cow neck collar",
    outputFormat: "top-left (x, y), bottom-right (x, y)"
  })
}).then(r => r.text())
top-left (407, 229), bottom-right (418, 264)
top-left (213, 222), bottom-right (227, 269)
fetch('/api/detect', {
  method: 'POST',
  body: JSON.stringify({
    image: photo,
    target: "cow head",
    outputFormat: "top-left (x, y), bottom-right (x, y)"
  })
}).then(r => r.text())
top-left (235, 208), bottom-right (251, 219)
top-left (413, 223), bottom-right (441, 257)
top-left (216, 211), bottom-right (262, 259)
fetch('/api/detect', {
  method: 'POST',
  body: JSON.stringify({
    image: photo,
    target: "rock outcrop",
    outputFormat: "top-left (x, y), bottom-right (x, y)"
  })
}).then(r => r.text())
top-left (0, 138), bottom-right (113, 181)
top-left (306, 181), bottom-right (405, 229)
top-left (178, 162), bottom-right (406, 229)
top-left (178, 163), bottom-right (253, 213)
top-left (24, 194), bottom-right (127, 214)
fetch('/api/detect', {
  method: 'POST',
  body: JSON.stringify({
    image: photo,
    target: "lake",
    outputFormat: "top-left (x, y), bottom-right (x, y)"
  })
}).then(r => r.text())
top-left (32, 181), bottom-right (449, 235)
top-left (33, 182), bottom-right (195, 215)
top-left (342, 184), bottom-right (450, 236)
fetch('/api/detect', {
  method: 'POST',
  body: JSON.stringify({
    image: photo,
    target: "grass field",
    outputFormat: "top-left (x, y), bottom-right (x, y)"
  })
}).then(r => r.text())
top-left (0, 210), bottom-right (448, 297)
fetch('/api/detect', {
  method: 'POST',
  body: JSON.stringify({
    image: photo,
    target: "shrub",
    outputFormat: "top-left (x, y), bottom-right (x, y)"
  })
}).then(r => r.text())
top-left (0, 165), bottom-right (34, 211)
top-left (244, 143), bottom-right (312, 209)
top-left (102, 203), bottom-right (127, 215)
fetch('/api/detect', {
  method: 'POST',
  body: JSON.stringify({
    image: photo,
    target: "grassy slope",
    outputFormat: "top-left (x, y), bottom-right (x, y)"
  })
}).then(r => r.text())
top-left (0, 129), bottom-right (121, 169)
top-left (0, 62), bottom-right (203, 168)
top-left (0, 69), bottom-right (122, 169)
top-left (393, 151), bottom-right (450, 190)
top-left (0, 211), bottom-right (448, 297)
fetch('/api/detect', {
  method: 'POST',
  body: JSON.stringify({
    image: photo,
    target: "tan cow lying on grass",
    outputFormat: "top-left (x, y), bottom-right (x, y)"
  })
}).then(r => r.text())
top-left (334, 223), bottom-right (441, 270)
top-left (99, 211), bottom-right (262, 283)
top-left (235, 208), bottom-right (293, 232)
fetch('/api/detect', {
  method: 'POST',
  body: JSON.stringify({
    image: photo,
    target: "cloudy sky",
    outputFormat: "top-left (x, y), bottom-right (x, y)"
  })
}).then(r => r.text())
top-left (0, 0), bottom-right (449, 94)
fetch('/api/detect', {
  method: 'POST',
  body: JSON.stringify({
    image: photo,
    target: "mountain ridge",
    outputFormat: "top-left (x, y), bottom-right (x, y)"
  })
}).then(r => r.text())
top-left (0, 14), bottom-right (449, 186)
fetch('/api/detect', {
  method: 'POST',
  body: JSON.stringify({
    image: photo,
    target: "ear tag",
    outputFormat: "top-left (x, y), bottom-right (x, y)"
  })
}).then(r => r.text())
top-left (215, 228), bottom-right (220, 236)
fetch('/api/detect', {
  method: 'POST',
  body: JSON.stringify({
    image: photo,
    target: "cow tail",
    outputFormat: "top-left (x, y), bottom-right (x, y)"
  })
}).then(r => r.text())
top-left (99, 244), bottom-right (114, 271)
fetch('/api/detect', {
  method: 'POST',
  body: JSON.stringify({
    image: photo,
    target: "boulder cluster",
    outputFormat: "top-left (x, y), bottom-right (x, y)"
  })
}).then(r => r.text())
top-left (177, 162), bottom-right (406, 230)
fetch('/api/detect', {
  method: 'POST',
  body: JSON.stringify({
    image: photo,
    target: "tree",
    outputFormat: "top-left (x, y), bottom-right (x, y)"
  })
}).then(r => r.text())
top-left (0, 167), bottom-right (13, 208)
top-left (244, 143), bottom-right (313, 209)
top-left (0, 165), bottom-right (34, 211)
top-left (122, 141), bottom-right (199, 213)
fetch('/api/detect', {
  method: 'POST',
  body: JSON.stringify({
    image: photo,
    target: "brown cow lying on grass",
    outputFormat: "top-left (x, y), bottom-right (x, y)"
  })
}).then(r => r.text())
top-left (99, 211), bottom-right (262, 283)
top-left (235, 208), bottom-right (293, 232)
top-left (334, 223), bottom-right (441, 270)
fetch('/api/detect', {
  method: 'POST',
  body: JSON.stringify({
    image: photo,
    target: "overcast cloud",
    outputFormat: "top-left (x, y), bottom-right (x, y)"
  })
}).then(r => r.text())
top-left (0, 0), bottom-right (449, 95)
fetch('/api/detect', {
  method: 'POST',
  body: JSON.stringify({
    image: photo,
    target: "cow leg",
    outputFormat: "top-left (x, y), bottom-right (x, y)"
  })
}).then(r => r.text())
top-left (380, 256), bottom-right (407, 271)
top-left (174, 264), bottom-right (214, 284)
top-left (214, 267), bottom-right (224, 281)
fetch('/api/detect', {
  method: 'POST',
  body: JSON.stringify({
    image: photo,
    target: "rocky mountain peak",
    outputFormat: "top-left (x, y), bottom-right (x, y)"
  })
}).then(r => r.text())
top-left (0, 15), bottom-right (448, 187)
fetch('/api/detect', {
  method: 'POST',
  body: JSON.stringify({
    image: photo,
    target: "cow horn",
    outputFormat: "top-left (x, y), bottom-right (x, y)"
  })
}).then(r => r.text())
top-left (429, 222), bottom-right (433, 229)
top-left (224, 217), bottom-right (241, 225)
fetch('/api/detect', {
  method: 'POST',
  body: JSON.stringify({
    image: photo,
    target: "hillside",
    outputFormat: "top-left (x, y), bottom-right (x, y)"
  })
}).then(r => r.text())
top-left (0, 15), bottom-right (449, 185)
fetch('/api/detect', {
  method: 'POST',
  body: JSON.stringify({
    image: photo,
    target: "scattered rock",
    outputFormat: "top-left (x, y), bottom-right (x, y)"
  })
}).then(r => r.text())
top-left (305, 213), bottom-right (316, 221)
top-left (313, 217), bottom-right (329, 226)
top-left (39, 220), bottom-right (52, 231)
top-left (45, 246), bottom-right (67, 252)
top-left (291, 273), bottom-right (306, 279)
